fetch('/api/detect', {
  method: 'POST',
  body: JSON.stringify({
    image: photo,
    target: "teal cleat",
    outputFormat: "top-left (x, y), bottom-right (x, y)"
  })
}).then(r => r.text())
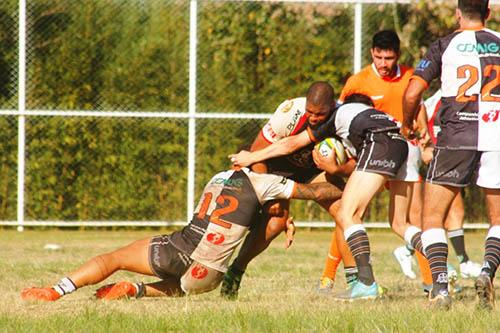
top-left (334, 281), bottom-right (379, 301)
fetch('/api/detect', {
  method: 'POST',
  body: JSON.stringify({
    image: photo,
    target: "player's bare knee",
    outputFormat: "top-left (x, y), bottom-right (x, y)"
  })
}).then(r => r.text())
top-left (180, 262), bottom-right (224, 295)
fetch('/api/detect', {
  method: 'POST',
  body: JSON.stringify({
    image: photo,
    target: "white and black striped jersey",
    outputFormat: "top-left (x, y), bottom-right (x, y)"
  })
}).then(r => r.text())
top-left (413, 28), bottom-right (500, 151)
top-left (307, 103), bottom-right (400, 157)
top-left (169, 168), bottom-right (295, 272)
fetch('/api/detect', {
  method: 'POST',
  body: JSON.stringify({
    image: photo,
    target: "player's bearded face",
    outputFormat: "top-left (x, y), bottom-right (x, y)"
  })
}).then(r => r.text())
top-left (371, 48), bottom-right (399, 78)
top-left (305, 103), bottom-right (331, 129)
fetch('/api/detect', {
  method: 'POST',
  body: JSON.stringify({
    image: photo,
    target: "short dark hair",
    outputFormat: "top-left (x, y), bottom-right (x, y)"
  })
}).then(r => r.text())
top-left (458, 0), bottom-right (489, 21)
top-left (343, 93), bottom-right (374, 107)
top-left (372, 30), bottom-right (400, 53)
top-left (306, 81), bottom-right (335, 106)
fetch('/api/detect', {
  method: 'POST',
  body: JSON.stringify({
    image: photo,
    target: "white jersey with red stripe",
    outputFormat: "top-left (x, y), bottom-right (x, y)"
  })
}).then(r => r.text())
top-left (260, 97), bottom-right (322, 182)
top-left (424, 90), bottom-right (442, 144)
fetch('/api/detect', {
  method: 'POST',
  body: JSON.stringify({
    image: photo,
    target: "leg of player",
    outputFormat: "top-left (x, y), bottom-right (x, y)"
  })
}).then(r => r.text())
top-left (312, 172), bottom-right (357, 293)
top-left (21, 237), bottom-right (157, 301)
top-left (475, 188), bottom-right (500, 310)
top-left (334, 171), bottom-right (386, 300)
top-left (400, 181), bottom-right (433, 293)
top-left (444, 193), bottom-right (481, 279)
top-left (316, 199), bottom-right (358, 293)
top-left (421, 182), bottom-right (459, 309)
top-left (389, 180), bottom-right (418, 280)
top-left (220, 201), bottom-right (289, 300)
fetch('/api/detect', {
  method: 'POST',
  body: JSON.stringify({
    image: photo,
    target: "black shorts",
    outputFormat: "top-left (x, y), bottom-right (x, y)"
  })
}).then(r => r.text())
top-left (426, 148), bottom-right (481, 187)
top-left (355, 131), bottom-right (408, 177)
top-left (148, 234), bottom-right (193, 280)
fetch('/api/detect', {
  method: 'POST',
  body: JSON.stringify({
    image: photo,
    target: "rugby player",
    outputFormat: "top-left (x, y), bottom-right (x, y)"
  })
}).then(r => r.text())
top-left (395, 89), bottom-right (482, 286)
top-left (402, 0), bottom-right (499, 309)
top-left (230, 94), bottom-right (424, 300)
top-left (325, 30), bottom-right (433, 289)
top-left (221, 82), bottom-right (358, 300)
top-left (21, 167), bottom-right (343, 301)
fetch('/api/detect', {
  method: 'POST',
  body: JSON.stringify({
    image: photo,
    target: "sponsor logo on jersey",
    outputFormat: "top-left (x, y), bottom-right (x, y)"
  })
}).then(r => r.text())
top-left (457, 42), bottom-right (499, 54)
top-left (207, 232), bottom-right (225, 245)
top-left (416, 60), bottom-right (431, 71)
top-left (280, 177), bottom-right (287, 185)
top-left (212, 178), bottom-right (244, 188)
top-left (280, 100), bottom-right (294, 113)
top-left (286, 109), bottom-right (302, 132)
top-left (482, 110), bottom-right (500, 123)
top-left (371, 95), bottom-right (384, 100)
top-left (191, 265), bottom-right (209, 279)
top-left (369, 159), bottom-right (396, 169)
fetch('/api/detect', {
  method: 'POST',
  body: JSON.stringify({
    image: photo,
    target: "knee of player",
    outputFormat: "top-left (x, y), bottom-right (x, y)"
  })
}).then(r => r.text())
top-left (180, 264), bottom-right (224, 295)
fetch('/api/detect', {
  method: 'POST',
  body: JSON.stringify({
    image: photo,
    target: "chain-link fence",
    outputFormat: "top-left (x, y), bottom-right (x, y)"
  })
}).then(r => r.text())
top-left (0, 0), bottom-right (498, 227)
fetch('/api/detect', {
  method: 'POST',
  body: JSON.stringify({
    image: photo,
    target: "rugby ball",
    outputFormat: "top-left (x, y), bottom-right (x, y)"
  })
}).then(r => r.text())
top-left (315, 137), bottom-right (347, 165)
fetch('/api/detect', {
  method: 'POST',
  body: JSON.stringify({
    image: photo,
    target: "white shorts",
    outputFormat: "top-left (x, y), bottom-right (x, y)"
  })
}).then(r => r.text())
top-left (393, 141), bottom-right (421, 182)
top-left (476, 151), bottom-right (500, 189)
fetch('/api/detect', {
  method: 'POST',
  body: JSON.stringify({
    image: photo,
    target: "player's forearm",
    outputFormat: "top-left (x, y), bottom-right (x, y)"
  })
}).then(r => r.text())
top-left (292, 182), bottom-right (343, 202)
top-left (249, 135), bottom-right (306, 164)
top-left (403, 81), bottom-right (425, 128)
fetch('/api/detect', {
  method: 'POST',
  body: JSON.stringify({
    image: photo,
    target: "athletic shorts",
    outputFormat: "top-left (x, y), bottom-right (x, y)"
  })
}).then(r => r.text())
top-left (355, 131), bottom-right (409, 177)
top-left (476, 151), bottom-right (500, 189)
top-left (426, 149), bottom-right (481, 187)
top-left (148, 235), bottom-right (224, 294)
top-left (148, 234), bottom-right (193, 280)
top-left (393, 141), bottom-right (421, 182)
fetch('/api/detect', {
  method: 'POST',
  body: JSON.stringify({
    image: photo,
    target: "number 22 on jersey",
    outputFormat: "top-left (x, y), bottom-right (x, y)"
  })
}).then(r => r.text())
top-left (456, 64), bottom-right (500, 102)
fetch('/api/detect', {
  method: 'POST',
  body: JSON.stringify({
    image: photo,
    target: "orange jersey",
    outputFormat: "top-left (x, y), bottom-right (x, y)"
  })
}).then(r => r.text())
top-left (339, 64), bottom-right (414, 122)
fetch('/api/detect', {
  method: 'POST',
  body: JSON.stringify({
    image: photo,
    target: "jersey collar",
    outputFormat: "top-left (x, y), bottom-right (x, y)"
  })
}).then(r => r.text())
top-left (371, 63), bottom-right (402, 81)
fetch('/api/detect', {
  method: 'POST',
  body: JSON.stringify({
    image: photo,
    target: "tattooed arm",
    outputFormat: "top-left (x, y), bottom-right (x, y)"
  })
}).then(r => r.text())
top-left (291, 182), bottom-right (343, 203)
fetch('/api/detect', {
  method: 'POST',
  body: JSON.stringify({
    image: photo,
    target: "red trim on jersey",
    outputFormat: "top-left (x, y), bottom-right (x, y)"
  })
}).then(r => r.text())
top-left (428, 99), bottom-right (441, 144)
top-left (259, 130), bottom-right (274, 144)
top-left (290, 114), bottom-right (309, 136)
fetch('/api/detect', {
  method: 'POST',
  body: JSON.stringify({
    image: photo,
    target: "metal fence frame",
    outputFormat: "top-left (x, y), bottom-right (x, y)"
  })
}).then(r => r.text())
top-left (0, 0), bottom-right (496, 229)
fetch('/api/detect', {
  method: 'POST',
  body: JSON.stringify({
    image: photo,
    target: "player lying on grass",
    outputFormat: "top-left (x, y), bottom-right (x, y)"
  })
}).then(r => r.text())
top-left (229, 93), bottom-right (430, 300)
top-left (21, 167), bottom-right (343, 301)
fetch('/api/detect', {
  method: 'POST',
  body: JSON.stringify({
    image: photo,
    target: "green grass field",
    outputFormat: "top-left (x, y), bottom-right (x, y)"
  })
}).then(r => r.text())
top-left (0, 228), bottom-right (497, 332)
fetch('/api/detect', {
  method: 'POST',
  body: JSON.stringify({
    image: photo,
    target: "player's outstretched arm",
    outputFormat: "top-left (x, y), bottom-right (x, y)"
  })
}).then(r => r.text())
top-left (229, 130), bottom-right (312, 167)
top-left (291, 182), bottom-right (343, 203)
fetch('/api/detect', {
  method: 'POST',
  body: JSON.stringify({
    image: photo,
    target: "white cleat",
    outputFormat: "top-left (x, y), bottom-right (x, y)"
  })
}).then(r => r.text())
top-left (393, 246), bottom-right (416, 279)
top-left (459, 260), bottom-right (482, 279)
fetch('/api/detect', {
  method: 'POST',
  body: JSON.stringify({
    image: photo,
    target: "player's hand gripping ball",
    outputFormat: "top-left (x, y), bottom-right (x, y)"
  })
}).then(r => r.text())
top-left (314, 137), bottom-right (347, 165)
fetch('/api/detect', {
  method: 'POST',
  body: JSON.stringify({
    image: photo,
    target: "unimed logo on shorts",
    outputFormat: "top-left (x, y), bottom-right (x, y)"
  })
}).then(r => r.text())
top-left (369, 159), bottom-right (396, 169)
top-left (207, 232), bottom-right (225, 245)
top-left (191, 265), bottom-right (209, 279)
top-left (436, 169), bottom-right (460, 179)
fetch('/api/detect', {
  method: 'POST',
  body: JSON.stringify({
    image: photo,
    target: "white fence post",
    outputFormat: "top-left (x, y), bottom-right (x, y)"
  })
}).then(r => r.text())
top-left (17, 0), bottom-right (27, 232)
top-left (353, 2), bottom-right (363, 74)
top-left (187, 0), bottom-right (198, 224)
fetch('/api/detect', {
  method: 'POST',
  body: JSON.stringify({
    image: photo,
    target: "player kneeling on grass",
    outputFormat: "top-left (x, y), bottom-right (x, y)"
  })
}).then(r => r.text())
top-left (21, 167), bottom-right (342, 301)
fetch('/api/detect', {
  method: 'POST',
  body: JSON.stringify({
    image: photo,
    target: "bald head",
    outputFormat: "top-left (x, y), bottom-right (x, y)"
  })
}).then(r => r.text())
top-left (306, 81), bottom-right (335, 107)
